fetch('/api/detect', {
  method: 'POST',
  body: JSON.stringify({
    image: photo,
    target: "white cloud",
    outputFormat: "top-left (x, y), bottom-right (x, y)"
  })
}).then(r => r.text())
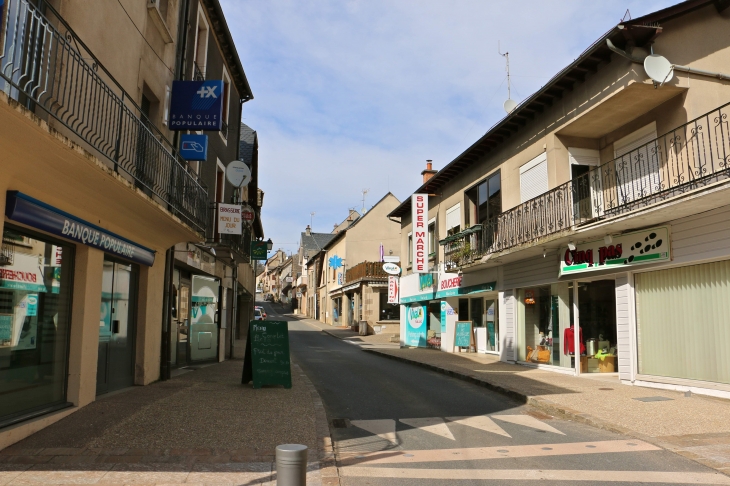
top-left (222, 0), bottom-right (679, 250)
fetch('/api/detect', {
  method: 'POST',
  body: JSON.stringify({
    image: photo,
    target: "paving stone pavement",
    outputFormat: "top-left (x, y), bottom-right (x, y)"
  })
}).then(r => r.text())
top-left (0, 358), bottom-right (339, 485)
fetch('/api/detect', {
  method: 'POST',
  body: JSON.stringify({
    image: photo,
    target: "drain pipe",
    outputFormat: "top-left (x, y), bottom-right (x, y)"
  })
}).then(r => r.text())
top-left (606, 39), bottom-right (730, 81)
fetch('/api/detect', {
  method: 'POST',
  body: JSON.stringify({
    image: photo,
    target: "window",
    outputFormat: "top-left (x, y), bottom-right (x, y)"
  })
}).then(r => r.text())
top-left (465, 171), bottom-right (501, 226)
top-left (193, 6), bottom-right (209, 79)
top-left (378, 291), bottom-right (399, 320)
top-left (407, 233), bottom-right (412, 265)
top-left (215, 160), bottom-right (225, 203)
top-left (220, 68), bottom-right (231, 143)
top-left (520, 153), bottom-right (548, 203)
top-left (0, 225), bottom-right (74, 426)
top-left (446, 203), bottom-right (460, 236)
top-left (428, 219), bottom-right (436, 259)
top-left (614, 122), bottom-right (659, 205)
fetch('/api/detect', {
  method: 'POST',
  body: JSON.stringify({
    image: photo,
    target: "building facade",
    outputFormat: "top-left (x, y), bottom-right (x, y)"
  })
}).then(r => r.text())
top-left (392, 0), bottom-right (730, 398)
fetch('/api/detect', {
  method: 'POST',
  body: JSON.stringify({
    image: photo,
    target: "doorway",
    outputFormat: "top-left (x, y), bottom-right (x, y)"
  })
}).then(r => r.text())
top-left (97, 258), bottom-right (138, 395)
top-left (176, 278), bottom-right (191, 366)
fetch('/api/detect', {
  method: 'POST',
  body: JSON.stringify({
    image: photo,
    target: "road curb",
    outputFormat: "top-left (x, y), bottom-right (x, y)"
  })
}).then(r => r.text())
top-left (361, 348), bottom-right (730, 478)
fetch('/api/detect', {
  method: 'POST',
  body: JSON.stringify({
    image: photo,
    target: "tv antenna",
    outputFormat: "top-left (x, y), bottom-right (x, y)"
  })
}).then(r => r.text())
top-left (310, 211), bottom-right (315, 228)
top-left (361, 188), bottom-right (369, 213)
top-left (499, 42), bottom-right (517, 113)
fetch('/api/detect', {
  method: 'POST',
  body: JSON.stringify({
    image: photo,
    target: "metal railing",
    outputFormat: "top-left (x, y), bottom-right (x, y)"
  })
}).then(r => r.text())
top-left (0, 0), bottom-right (209, 233)
top-left (444, 101), bottom-right (730, 269)
top-left (220, 120), bottom-right (228, 140)
top-left (193, 62), bottom-right (205, 81)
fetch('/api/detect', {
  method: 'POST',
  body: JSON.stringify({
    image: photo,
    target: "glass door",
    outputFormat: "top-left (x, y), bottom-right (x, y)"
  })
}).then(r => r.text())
top-left (97, 259), bottom-right (138, 395)
top-left (176, 280), bottom-right (190, 366)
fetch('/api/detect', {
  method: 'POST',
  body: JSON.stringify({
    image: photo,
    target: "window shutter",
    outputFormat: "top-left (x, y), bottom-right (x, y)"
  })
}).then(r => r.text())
top-left (520, 153), bottom-right (548, 203)
top-left (568, 147), bottom-right (600, 166)
top-left (445, 204), bottom-right (460, 230)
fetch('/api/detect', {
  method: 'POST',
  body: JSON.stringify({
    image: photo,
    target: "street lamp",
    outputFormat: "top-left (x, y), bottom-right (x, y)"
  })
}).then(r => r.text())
top-left (266, 238), bottom-right (273, 251)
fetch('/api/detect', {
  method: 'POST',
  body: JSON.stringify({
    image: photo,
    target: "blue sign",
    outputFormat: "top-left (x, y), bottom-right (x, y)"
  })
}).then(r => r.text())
top-left (405, 304), bottom-right (428, 347)
top-left (180, 134), bottom-right (208, 161)
top-left (5, 192), bottom-right (156, 266)
top-left (168, 80), bottom-right (224, 131)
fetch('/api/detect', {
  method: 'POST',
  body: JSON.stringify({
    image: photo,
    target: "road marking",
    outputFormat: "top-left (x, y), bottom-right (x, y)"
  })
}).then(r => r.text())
top-left (399, 417), bottom-right (455, 441)
top-left (339, 439), bottom-right (660, 465)
top-left (350, 420), bottom-right (397, 445)
top-left (446, 415), bottom-right (511, 438)
top-left (492, 414), bottom-right (565, 435)
top-left (339, 467), bottom-right (730, 483)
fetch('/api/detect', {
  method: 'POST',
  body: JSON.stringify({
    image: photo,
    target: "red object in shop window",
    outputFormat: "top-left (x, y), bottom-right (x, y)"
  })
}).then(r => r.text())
top-left (563, 326), bottom-right (586, 355)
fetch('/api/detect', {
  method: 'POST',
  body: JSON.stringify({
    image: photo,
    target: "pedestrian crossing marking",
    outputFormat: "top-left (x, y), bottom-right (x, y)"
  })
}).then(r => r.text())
top-left (446, 415), bottom-right (511, 438)
top-left (492, 414), bottom-right (565, 435)
top-left (399, 417), bottom-right (455, 441)
top-left (350, 419), bottom-right (397, 445)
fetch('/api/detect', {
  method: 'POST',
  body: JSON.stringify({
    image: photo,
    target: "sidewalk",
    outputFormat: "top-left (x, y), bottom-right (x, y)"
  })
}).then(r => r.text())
top-left (0, 359), bottom-right (338, 485)
top-left (351, 346), bottom-right (730, 476)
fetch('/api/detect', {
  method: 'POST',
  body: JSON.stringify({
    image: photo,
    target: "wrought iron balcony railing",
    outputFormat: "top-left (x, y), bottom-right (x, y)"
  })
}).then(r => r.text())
top-left (0, 0), bottom-right (209, 233)
top-left (443, 101), bottom-right (730, 269)
top-left (206, 204), bottom-right (251, 263)
top-left (193, 62), bottom-right (205, 81)
top-left (220, 120), bottom-right (228, 140)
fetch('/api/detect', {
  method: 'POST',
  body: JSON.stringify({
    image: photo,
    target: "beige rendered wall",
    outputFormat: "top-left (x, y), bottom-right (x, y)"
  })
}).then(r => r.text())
top-left (345, 194), bottom-right (401, 264)
top-left (134, 257), bottom-right (166, 385)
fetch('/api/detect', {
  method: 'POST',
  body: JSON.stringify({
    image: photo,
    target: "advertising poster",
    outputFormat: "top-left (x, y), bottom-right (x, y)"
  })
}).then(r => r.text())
top-left (405, 304), bottom-right (427, 347)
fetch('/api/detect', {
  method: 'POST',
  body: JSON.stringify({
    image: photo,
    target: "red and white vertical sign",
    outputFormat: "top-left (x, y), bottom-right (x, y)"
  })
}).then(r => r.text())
top-left (388, 276), bottom-right (399, 304)
top-left (411, 193), bottom-right (428, 273)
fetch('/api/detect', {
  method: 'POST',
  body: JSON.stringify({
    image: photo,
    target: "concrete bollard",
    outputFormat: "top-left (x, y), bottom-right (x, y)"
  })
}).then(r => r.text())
top-left (276, 443), bottom-right (308, 485)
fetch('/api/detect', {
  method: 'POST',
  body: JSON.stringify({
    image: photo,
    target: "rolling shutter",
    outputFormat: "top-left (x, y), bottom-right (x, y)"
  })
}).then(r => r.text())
top-left (520, 153), bottom-right (548, 203)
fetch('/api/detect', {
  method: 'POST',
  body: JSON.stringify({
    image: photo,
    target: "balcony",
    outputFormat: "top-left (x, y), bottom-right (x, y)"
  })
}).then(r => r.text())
top-left (443, 101), bottom-right (730, 270)
top-left (193, 63), bottom-right (206, 81)
top-left (296, 275), bottom-right (308, 288)
top-left (0, 0), bottom-right (209, 233)
top-left (345, 261), bottom-right (388, 283)
top-left (206, 204), bottom-right (251, 264)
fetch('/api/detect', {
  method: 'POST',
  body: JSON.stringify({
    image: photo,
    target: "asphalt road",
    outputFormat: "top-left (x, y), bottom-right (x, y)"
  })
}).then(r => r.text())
top-left (259, 302), bottom-right (730, 486)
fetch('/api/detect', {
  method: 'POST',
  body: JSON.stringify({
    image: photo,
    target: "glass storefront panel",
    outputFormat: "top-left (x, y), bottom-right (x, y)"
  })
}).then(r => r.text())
top-left (485, 299), bottom-right (498, 352)
top-left (190, 276), bottom-right (219, 361)
top-left (378, 291), bottom-right (399, 320)
top-left (577, 280), bottom-right (617, 373)
top-left (0, 225), bottom-right (74, 424)
top-left (517, 283), bottom-right (572, 368)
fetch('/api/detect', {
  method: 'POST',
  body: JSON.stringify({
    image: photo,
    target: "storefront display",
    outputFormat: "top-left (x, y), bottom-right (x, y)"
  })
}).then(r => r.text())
top-left (0, 225), bottom-right (73, 425)
top-left (517, 283), bottom-right (572, 368)
top-left (190, 275), bottom-right (220, 361)
top-left (576, 280), bottom-right (617, 373)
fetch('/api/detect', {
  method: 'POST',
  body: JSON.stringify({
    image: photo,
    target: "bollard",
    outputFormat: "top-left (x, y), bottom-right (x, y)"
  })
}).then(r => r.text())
top-left (276, 443), bottom-right (308, 485)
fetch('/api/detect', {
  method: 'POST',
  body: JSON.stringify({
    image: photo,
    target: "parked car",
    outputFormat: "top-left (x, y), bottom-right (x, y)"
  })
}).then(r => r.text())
top-left (254, 309), bottom-right (264, 321)
top-left (255, 306), bottom-right (267, 319)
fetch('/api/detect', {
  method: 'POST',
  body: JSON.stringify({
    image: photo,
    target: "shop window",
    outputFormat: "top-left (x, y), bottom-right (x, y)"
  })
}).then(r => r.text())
top-left (517, 283), bottom-right (572, 369)
top-left (378, 291), bottom-right (399, 321)
top-left (0, 225), bottom-right (74, 426)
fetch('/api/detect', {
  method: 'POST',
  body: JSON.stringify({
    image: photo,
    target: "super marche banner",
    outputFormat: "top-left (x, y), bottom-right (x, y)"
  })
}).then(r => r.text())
top-left (411, 193), bottom-right (428, 273)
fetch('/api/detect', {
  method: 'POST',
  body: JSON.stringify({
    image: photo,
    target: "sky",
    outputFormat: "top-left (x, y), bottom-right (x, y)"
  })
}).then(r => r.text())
top-left (220, 0), bottom-right (679, 254)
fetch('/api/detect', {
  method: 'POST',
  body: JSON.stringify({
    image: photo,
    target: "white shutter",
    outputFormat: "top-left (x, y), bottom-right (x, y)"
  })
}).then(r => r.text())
top-left (520, 153), bottom-right (548, 203)
top-left (568, 147), bottom-right (600, 166)
top-left (569, 147), bottom-right (604, 219)
top-left (614, 122), bottom-right (660, 205)
top-left (445, 204), bottom-right (460, 231)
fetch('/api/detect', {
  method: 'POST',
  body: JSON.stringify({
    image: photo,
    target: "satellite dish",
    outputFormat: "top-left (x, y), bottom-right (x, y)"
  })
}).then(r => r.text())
top-left (644, 54), bottom-right (674, 84)
top-left (225, 160), bottom-right (251, 187)
top-left (503, 98), bottom-right (518, 113)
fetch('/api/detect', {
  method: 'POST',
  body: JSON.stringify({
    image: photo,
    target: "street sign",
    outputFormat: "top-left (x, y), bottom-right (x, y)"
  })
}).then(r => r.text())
top-left (169, 80), bottom-right (224, 131)
top-left (242, 321), bottom-right (292, 389)
top-left (226, 160), bottom-right (251, 187)
top-left (179, 134), bottom-right (208, 161)
top-left (250, 241), bottom-right (268, 261)
top-left (217, 204), bottom-right (242, 235)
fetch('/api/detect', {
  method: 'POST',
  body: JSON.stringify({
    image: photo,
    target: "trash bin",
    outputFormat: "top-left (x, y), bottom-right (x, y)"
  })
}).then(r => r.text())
top-left (359, 320), bottom-right (368, 336)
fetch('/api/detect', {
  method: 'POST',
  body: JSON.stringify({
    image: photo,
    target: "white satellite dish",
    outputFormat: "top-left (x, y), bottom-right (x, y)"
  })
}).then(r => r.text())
top-left (644, 54), bottom-right (674, 84)
top-left (503, 98), bottom-right (518, 113)
top-left (225, 160), bottom-right (251, 187)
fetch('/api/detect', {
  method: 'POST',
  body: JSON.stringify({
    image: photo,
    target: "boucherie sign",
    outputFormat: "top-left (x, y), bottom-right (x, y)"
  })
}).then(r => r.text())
top-left (411, 194), bottom-right (429, 273)
top-left (559, 226), bottom-right (670, 276)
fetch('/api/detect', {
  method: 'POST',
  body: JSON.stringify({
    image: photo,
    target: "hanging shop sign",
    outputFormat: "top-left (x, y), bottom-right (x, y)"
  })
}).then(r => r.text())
top-left (559, 226), bottom-right (670, 277)
top-left (435, 273), bottom-right (497, 299)
top-left (405, 304), bottom-right (427, 347)
top-left (241, 205), bottom-right (255, 223)
top-left (217, 204), bottom-right (242, 235)
top-left (179, 134), bottom-right (208, 161)
top-left (411, 193), bottom-right (429, 273)
top-left (250, 241), bottom-right (268, 261)
top-left (5, 192), bottom-right (155, 266)
top-left (387, 276), bottom-right (399, 304)
top-left (169, 80), bottom-right (224, 131)
top-left (383, 263), bottom-right (401, 275)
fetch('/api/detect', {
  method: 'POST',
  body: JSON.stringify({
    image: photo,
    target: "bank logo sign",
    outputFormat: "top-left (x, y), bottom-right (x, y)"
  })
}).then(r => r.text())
top-left (250, 241), bottom-right (268, 261)
top-left (169, 80), bottom-right (224, 131)
top-left (559, 226), bottom-right (670, 276)
top-left (179, 134), bottom-right (208, 161)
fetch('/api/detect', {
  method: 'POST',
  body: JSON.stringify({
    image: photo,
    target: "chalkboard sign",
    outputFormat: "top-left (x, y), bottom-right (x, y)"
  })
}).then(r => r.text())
top-left (241, 320), bottom-right (292, 389)
top-left (454, 321), bottom-right (473, 348)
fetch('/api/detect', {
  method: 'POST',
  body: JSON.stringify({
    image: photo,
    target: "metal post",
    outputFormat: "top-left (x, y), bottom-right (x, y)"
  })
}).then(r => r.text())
top-left (230, 264), bottom-right (238, 358)
top-left (275, 444), bottom-right (307, 486)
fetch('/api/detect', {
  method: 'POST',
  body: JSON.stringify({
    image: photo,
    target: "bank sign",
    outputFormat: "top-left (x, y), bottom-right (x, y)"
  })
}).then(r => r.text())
top-left (169, 80), bottom-right (224, 131)
top-left (559, 226), bottom-right (670, 276)
top-left (5, 192), bottom-right (155, 266)
top-left (250, 241), bottom-right (268, 261)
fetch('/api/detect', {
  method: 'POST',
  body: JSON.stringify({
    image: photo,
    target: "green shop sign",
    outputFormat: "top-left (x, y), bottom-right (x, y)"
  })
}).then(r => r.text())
top-left (250, 241), bottom-right (268, 261)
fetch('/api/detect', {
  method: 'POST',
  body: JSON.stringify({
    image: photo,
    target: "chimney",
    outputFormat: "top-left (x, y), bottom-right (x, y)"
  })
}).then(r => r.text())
top-left (305, 225), bottom-right (311, 236)
top-left (421, 160), bottom-right (437, 184)
top-left (333, 223), bottom-right (338, 231)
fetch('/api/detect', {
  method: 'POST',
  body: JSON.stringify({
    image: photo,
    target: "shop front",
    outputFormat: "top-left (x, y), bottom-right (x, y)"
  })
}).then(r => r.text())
top-left (436, 270), bottom-right (498, 354)
top-left (398, 273), bottom-right (436, 348)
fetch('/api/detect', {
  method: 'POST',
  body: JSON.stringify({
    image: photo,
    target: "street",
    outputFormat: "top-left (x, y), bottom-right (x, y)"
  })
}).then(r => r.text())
top-left (260, 302), bottom-right (730, 486)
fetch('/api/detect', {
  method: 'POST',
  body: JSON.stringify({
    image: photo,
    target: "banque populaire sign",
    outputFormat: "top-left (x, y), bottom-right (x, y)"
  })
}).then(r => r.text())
top-left (5, 192), bottom-right (155, 266)
top-left (559, 226), bottom-right (670, 277)
top-left (169, 80), bottom-right (224, 131)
